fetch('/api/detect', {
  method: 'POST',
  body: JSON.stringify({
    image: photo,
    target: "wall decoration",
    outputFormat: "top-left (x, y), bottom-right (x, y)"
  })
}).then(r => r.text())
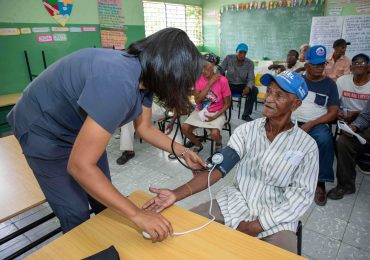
top-left (82, 26), bottom-right (97, 32)
top-left (100, 29), bottom-right (126, 49)
top-left (221, 0), bottom-right (325, 11)
top-left (69, 27), bottom-right (82, 32)
top-left (20, 28), bottom-right (32, 34)
top-left (53, 33), bottom-right (67, 41)
top-left (32, 27), bottom-right (50, 33)
top-left (43, 0), bottom-right (74, 26)
top-left (37, 34), bottom-right (54, 42)
top-left (97, 0), bottom-right (126, 49)
top-left (51, 26), bottom-right (69, 32)
top-left (0, 28), bottom-right (21, 36)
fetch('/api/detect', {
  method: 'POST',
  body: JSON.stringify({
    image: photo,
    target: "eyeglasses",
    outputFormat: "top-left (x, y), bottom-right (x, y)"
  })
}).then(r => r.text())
top-left (352, 61), bottom-right (368, 66)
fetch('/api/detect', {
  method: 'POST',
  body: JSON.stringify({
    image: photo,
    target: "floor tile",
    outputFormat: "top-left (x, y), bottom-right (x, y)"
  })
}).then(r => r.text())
top-left (305, 209), bottom-right (347, 240)
top-left (0, 235), bottom-right (30, 258)
top-left (0, 223), bottom-right (18, 240)
top-left (337, 243), bottom-right (370, 260)
top-left (13, 208), bottom-right (53, 229)
top-left (349, 193), bottom-right (370, 227)
top-left (10, 203), bottom-right (47, 223)
top-left (301, 229), bottom-right (341, 260)
top-left (310, 197), bottom-right (355, 223)
top-left (24, 218), bottom-right (60, 242)
top-left (342, 222), bottom-right (370, 252)
top-left (13, 232), bottom-right (63, 260)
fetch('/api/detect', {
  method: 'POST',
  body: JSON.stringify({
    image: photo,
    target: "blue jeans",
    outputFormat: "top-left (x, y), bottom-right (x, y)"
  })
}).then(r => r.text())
top-left (307, 124), bottom-right (334, 183)
top-left (25, 151), bottom-right (110, 233)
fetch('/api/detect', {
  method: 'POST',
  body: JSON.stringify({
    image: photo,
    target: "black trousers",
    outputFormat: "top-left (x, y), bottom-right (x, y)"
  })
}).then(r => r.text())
top-left (229, 84), bottom-right (258, 117)
top-left (336, 130), bottom-right (370, 190)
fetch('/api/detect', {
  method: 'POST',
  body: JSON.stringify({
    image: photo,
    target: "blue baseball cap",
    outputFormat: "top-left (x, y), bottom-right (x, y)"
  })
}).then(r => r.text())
top-left (236, 43), bottom-right (248, 53)
top-left (352, 53), bottom-right (369, 63)
top-left (260, 71), bottom-right (308, 100)
top-left (305, 45), bottom-right (327, 65)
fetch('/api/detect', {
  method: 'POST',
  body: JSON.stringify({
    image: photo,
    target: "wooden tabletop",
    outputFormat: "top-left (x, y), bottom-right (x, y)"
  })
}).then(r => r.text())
top-left (0, 93), bottom-right (22, 107)
top-left (0, 136), bottom-right (45, 222)
top-left (27, 190), bottom-right (305, 260)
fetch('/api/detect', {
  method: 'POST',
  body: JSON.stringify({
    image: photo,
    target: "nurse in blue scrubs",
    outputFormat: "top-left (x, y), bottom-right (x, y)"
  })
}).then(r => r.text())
top-left (7, 28), bottom-right (205, 242)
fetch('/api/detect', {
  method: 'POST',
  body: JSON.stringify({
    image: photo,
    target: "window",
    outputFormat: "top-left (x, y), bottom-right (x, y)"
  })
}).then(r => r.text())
top-left (143, 1), bottom-right (203, 46)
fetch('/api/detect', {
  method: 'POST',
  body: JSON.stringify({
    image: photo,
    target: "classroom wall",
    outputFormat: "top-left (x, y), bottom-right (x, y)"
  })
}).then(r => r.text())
top-left (202, 0), bottom-right (360, 56)
top-left (0, 0), bottom-right (202, 95)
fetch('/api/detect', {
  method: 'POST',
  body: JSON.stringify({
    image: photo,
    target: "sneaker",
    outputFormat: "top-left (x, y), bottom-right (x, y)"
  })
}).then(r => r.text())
top-left (327, 186), bottom-right (355, 200)
top-left (241, 115), bottom-right (253, 122)
top-left (314, 186), bottom-right (327, 206)
top-left (116, 151), bottom-right (135, 165)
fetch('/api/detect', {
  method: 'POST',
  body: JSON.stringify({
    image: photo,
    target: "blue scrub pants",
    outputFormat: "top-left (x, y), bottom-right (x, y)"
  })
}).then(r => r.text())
top-left (25, 152), bottom-right (111, 233)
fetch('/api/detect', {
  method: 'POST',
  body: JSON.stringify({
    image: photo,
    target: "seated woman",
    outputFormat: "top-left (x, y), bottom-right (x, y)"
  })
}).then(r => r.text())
top-left (182, 53), bottom-right (231, 153)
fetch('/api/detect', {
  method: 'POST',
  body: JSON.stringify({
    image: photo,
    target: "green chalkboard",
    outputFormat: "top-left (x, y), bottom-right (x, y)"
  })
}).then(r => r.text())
top-left (220, 5), bottom-right (324, 60)
top-left (0, 23), bottom-right (102, 95)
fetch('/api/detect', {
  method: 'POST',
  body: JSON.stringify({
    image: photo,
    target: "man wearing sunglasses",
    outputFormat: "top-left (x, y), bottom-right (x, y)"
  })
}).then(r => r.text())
top-left (293, 45), bottom-right (340, 206)
top-left (336, 53), bottom-right (370, 124)
top-left (327, 54), bottom-right (370, 200)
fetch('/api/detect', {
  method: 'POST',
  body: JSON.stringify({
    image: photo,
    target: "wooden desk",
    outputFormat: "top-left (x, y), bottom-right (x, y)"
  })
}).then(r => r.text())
top-left (28, 191), bottom-right (305, 260)
top-left (0, 135), bottom-right (45, 222)
top-left (0, 93), bottom-right (22, 108)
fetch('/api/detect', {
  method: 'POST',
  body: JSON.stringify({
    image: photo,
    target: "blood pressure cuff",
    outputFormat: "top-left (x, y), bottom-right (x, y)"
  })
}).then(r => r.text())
top-left (207, 146), bottom-right (240, 177)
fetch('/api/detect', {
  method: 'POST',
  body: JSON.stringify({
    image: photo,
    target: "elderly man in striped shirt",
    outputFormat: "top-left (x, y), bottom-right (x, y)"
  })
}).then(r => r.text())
top-left (144, 71), bottom-right (319, 254)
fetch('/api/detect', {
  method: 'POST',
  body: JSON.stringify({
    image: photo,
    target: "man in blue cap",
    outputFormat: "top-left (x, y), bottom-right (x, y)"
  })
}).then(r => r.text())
top-left (293, 45), bottom-right (340, 206)
top-left (143, 71), bottom-right (319, 253)
top-left (218, 43), bottom-right (258, 121)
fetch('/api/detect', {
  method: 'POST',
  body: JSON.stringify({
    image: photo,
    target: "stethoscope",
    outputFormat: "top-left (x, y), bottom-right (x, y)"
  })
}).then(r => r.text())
top-left (169, 118), bottom-right (223, 172)
top-left (143, 122), bottom-right (223, 239)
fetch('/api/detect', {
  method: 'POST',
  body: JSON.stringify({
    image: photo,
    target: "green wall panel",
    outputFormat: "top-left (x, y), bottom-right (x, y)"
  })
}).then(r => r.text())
top-left (0, 23), bottom-right (101, 95)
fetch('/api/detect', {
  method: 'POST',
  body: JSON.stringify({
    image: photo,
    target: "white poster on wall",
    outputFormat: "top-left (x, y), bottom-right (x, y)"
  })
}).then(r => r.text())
top-left (342, 15), bottom-right (370, 58)
top-left (310, 15), bottom-right (370, 58)
top-left (309, 16), bottom-right (344, 56)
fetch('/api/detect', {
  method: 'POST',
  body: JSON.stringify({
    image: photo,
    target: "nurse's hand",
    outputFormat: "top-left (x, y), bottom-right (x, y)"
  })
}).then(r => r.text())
top-left (131, 209), bottom-right (173, 243)
top-left (183, 150), bottom-right (207, 171)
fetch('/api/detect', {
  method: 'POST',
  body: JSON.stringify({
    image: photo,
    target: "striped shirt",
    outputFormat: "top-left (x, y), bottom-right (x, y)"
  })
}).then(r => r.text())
top-left (216, 118), bottom-right (319, 238)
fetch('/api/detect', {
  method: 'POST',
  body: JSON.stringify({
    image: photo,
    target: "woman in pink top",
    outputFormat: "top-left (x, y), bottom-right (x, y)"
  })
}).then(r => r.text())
top-left (182, 53), bottom-right (231, 153)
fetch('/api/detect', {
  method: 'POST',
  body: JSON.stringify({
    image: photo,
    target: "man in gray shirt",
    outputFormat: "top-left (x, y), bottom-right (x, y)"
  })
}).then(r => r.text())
top-left (218, 43), bottom-right (258, 121)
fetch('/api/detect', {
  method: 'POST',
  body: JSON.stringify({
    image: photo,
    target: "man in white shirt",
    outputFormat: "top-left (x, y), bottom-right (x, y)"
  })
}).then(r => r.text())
top-left (336, 53), bottom-right (370, 123)
top-left (143, 71), bottom-right (319, 254)
top-left (328, 53), bottom-right (370, 200)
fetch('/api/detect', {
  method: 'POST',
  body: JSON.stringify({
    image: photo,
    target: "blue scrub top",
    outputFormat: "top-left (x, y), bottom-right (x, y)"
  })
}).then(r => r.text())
top-left (8, 48), bottom-right (153, 160)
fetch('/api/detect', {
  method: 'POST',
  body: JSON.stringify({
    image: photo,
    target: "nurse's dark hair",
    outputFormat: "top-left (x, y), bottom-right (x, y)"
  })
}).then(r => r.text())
top-left (126, 28), bottom-right (203, 114)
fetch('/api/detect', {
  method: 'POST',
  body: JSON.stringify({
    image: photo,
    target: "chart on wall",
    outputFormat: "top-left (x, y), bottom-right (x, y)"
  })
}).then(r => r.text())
top-left (97, 0), bottom-right (126, 49)
top-left (310, 14), bottom-right (370, 58)
top-left (220, 4), bottom-right (324, 60)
